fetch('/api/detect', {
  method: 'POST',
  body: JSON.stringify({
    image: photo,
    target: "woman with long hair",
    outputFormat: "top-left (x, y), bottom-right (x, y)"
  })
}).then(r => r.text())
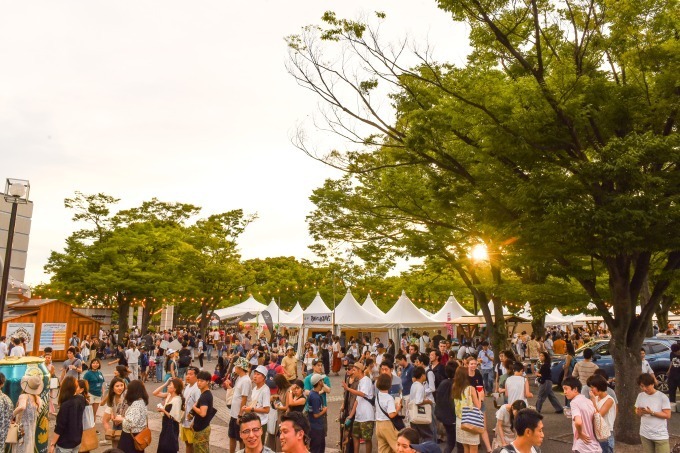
top-left (103, 377), bottom-right (128, 449)
top-left (270, 374), bottom-right (293, 451)
top-left (118, 380), bottom-right (150, 453)
top-left (535, 351), bottom-right (563, 414)
top-left (0, 373), bottom-right (14, 453)
top-left (83, 358), bottom-right (106, 419)
top-left (493, 400), bottom-right (527, 449)
top-left (14, 374), bottom-right (44, 453)
top-left (49, 376), bottom-right (86, 453)
top-left (452, 366), bottom-right (482, 453)
top-left (152, 378), bottom-right (184, 453)
top-left (286, 380), bottom-right (307, 412)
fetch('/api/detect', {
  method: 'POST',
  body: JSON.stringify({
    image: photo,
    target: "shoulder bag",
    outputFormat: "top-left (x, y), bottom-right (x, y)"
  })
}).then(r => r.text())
top-left (460, 388), bottom-right (485, 435)
top-left (377, 394), bottom-right (406, 431)
top-left (408, 401), bottom-right (432, 424)
top-left (134, 425), bottom-right (152, 451)
top-left (593, 397), bottom-right (611, 441)
top-left (81, 427), bottom-right (99, 452)
top-left (5, 422), bottom-right (20, 444)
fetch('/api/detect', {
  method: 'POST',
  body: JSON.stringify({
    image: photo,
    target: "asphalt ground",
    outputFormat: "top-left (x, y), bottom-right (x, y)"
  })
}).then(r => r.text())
top-left (48, 358), bottom-right (680, 452)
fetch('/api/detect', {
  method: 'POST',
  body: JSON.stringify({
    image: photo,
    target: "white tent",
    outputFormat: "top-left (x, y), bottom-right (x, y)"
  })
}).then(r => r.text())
top-left (517, 302), bottom-right (533, 320)
top-left (334, 289), bottom-right (389, 327)
top-left (383, 291), bottom-right (443, 327)
top-left (289, 302), bottom-right (304, 319)
top-left (283, 292), bottom-right (331, 327)
top-left (247, 298), bottom-right (294, 325)
top-left (545, 308), bottom-right (571, 325)
top-left (419, 308), bottom-right (434, 317)
top-left (432, 292), bottom-right (473, 322)
top-left (212, 295), bottom-right (267, 320)
top-left (362, 294), bottom-right (385, 317)
top-left (477, 301), bottom-right (510, 316)
top-left (305, 292), bottom-right (332, 314)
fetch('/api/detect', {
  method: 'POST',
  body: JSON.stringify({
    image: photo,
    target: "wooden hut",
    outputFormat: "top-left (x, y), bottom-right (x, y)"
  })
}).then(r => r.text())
top-left (2, 298), bottom-right (101, 360)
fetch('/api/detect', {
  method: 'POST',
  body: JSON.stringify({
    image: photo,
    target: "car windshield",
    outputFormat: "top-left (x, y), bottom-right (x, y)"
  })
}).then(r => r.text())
top-left (575, 340), bottom-right (604, 356)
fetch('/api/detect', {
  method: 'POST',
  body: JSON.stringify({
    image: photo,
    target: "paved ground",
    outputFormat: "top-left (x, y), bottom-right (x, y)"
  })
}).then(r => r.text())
top-left (51, 360), bottom-right (680, 452)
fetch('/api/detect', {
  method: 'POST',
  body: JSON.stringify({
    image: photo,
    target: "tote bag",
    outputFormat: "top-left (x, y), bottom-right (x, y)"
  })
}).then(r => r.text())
top-left (408, 402), bottom-right (432, 424)
top-left (461, 406), bottom-right (485, 434)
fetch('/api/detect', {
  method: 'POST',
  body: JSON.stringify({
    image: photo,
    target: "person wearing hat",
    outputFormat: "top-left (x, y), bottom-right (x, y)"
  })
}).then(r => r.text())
top-left (307, 373), bottom-right (327, 453)
top-left (228, 357), bottom-right (253, 453)
top-left (341, 362), bottom-right (375, 453)
top-left (14, 374), bottom-right (44, 453)
top-left (242, 365), bottom-right (271, 446)
top-left (164, 349), bottom-right (178, 382)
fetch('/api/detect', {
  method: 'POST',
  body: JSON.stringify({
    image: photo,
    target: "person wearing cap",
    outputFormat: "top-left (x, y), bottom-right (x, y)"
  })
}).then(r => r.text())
top-left (15, 374), bottom-right (44, 453)
top-left (341, 361), bottom-right (375, 453)
top-left (282, 347), bottom-right (298, 383)
top-left (228, 357), bottom-right (253, 453)
top-left (307, 373), bottom-right (328, 453)
top-left (242, 365), bottom-right (271, 445)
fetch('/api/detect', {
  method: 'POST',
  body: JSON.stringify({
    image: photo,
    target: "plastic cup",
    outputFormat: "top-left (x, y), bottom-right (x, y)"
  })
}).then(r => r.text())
top-left (475, 385), bottom-right (484, 393)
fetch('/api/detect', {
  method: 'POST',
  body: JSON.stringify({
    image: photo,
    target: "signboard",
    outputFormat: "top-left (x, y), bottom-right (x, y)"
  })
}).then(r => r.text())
top-left (39, 323), bottom-right (68, 351)
top-left (6, 322), bottom-right (35, 350)
top-left (74, 308), bottom-right (113, 327)
top-left (303, 313), bottom-right (333, 325)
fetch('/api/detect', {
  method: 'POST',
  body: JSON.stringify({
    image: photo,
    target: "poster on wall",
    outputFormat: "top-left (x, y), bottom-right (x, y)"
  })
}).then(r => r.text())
top-left (39, 323), bottom-right (68, 351)
top-left (6, 323), bottom-right (35, 350)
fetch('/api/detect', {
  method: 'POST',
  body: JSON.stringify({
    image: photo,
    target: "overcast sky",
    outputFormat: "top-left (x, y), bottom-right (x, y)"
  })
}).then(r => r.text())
top-left (0, 1), bottom-right (469, 284)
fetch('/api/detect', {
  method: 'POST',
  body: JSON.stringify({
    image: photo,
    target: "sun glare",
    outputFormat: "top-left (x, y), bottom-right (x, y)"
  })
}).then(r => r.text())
top-left (469, 243), bottom-right (489, 262)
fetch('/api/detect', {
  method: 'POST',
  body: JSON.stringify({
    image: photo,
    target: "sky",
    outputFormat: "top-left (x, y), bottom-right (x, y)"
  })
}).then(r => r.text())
top-left (0, 1), bottom-right (469, 285)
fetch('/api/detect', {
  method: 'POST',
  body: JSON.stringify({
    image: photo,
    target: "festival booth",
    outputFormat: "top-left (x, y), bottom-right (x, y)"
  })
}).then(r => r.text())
top-left (430, 293), bottom-right (474, 339)
top-left (361, 294), bottom-right (385, 317)
top-left (212, 295), bottom-right (268, 321)
top-left (333, 290), bottom-right (391, 343)
top-left (382, 291), bottom-right (443, 341)
top-left (545, 308), bottom-right (573, 326)
top-left (288, 293), bottom-right (333, 354)
top-left (1, 298), bottom-right (101, 360)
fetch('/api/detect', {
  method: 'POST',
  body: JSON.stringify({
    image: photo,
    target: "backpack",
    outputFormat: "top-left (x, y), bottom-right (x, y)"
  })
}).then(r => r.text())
top-left (265, 365), bottom-right (278, 389)
top-left (140, 353), bottom-right (149, 367)
top-left (178, 352), bottom-right (192, 368)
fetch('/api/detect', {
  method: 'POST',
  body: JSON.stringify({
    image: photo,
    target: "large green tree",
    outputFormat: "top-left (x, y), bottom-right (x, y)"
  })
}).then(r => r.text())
top-left (288, 0), bottom-right (679, 442)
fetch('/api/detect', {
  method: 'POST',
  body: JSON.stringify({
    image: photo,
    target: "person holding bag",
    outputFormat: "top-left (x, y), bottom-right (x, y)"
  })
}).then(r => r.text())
top-left (50, 376), bottom-right (86, 453)
top-left (407, 366), bottom-right (433, 443)
top-left (103, 377), bottom-right (128, 449)
top-left (152, 378), bottom-right (184, 453)
top-left (375, 373), bottom-right (403, 453)
top-left (0, 373), bottom-right (14, 453)
top-left (118, 380), bottom-right (150, 453)
top-left (78, 380), bottom-right (98, 453)
top-left (452, 366), bottom-right (482, 453)
top-left (13, 375), bottom-right (44, 453)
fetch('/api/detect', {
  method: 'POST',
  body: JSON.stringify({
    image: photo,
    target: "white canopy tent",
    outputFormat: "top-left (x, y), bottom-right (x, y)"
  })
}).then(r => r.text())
top-left (545, 308), bottom-right (572, 325)
top-left (419, 308), bottom-right (434, 317)
top-left (282, 293), bottom-right (331, 327)
top-left (477, 301), bottom-right (511, 316)
top-left (361, 294), bottom-right (385, 317)
top-left (517, 302), bottom-right (533, 320)
top-left (383, 291), bottom-right (443, 327)
top-left (246, 298), bottom-right (295, 326)
top-left (334, 290), bottom-right (389, 328)
top-left (288, 302), bottom-right (303, 320)
top-left (212, 295), bottom-right (267, 320)
top-left (431, 292), bottom-right (473, 322)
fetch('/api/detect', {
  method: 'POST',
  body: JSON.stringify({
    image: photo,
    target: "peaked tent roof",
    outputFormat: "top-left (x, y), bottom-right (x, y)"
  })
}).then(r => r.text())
top-left (477, 301), bottom-right (511, 316)
top-left (305, 292), bottom-right (331, 314)
top-left (383, 291), bottom-right (442, 327)
top-left (281, 293), bottom-right (331, 326)
top-left (431, 292), bottom-right (473, 322)
top-left (334, 290), bottom-right (388, 327)
top-left (420, 308), bottom-right (434, 316)
top-left (212, 295), bottom-right (267, 320)
top-left (517, 302), bottom-right (533, 320)
top-left (361, 294), bottom-right (385, 317)
top-left (545, 308), bottom-right (571, 325)
top-left (289, 302), bottom-right (303, 319)
top-left (247, 298), bottom-right (294, 325)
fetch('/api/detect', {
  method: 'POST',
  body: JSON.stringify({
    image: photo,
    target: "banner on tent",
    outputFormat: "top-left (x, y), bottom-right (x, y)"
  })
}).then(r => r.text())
top-left (303, 313), bottom-right (332, 325)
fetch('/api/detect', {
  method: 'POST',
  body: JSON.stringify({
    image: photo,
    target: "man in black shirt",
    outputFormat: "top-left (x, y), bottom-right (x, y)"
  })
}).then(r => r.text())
top-left (431, 330), bottom-right (445, 350)
top-left (191, 370), bottom-right (215, 453)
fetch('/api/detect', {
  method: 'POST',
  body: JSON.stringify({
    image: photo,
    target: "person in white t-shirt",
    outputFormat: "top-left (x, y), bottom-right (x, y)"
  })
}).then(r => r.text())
top-left (635, 373), bottom-right (671, 453)
top-left (9, 338), bottom-right (25, 357)
top-left (503, 362), bottom-right (532, 405)
top-left (242, 365), bottom-right (271, 428)
top-left (588, 375), bottom-right (616, 453)
top-left (497, 408), bottom-right (545, 453)
top-left (341, 362), bottom-right (375, 453)
top-left (182, 367), bottom-right (202, 453)
top-left (228, 357), bottom-right (253, 453)
top-left (374, 373), bottom-right (402, 453)
top-left (0, 336), bottom-right (8, 359)
top-left (126, 342), bottom-right (141, 380)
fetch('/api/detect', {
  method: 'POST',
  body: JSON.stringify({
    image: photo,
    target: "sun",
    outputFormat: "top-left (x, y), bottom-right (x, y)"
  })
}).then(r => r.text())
top-left (469, 243), bottom-right (489, 262)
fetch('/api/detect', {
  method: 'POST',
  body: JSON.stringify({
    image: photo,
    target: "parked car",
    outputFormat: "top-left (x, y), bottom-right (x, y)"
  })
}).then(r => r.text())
top-left (550, 337), bottom-right (679, 392)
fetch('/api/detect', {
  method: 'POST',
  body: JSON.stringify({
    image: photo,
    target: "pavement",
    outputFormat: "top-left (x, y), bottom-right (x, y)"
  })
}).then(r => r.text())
top-left (50, 359), bottom-right (680, 452)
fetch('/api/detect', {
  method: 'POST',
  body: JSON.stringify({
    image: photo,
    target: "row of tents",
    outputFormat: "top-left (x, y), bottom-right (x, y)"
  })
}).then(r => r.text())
top-left (210, 289), bottom-right (597, 329)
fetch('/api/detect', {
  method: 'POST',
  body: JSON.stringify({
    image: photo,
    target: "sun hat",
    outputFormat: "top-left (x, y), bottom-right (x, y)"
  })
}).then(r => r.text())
top-left (310, 374), bottom-right (326, 386)
top-left (352, 362), bottom-right (365, 372)
top-left (234, 357), bottom-right (251, 371)
top-left (166, 348), bottom-right (176, 355)
top-left (21, 375), bottom-right (44, 395)
top-left (254, 365), bottom-right (268, 376)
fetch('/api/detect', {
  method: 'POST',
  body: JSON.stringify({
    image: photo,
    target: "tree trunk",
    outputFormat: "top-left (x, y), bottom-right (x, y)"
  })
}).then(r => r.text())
top-left (656, 294), bottom-right (675, 333)
top-left (199, 303), bottom-right (209, 334)
top-left (610, 333), bottom-right (643, 444)
top-left (530, 307), bottom-right (545, 339)
top-left (141, 305), bottom-right (151, 335)
top-left (117, 292), bottom-right (130, 343)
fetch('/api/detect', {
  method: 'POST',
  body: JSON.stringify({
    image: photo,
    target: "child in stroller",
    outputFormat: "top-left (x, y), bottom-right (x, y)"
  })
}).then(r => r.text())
top-left (211, 356), bottom-right (229, 390)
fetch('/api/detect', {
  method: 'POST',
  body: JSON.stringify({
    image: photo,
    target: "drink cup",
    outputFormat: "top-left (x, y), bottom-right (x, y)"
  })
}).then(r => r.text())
top-left (475, 385), bottom-right (484, 394)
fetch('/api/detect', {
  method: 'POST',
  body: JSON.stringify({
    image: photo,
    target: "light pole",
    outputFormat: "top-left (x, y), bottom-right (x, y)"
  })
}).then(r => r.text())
top-left (0, 178), bottom-right (30, 330)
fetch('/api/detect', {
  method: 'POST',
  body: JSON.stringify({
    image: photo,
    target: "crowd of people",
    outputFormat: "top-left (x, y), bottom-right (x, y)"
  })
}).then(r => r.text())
top-left (0, 324), bottom-right (678, 453)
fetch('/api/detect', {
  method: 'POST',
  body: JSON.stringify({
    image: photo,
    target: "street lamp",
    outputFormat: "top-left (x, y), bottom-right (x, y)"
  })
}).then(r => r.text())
top-left (0, 178), bottom-right (30, 329)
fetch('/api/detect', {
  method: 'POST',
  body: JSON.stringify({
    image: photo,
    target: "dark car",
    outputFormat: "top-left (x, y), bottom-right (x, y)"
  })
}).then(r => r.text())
top-left (550, 337), bottom-right (679, 392)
